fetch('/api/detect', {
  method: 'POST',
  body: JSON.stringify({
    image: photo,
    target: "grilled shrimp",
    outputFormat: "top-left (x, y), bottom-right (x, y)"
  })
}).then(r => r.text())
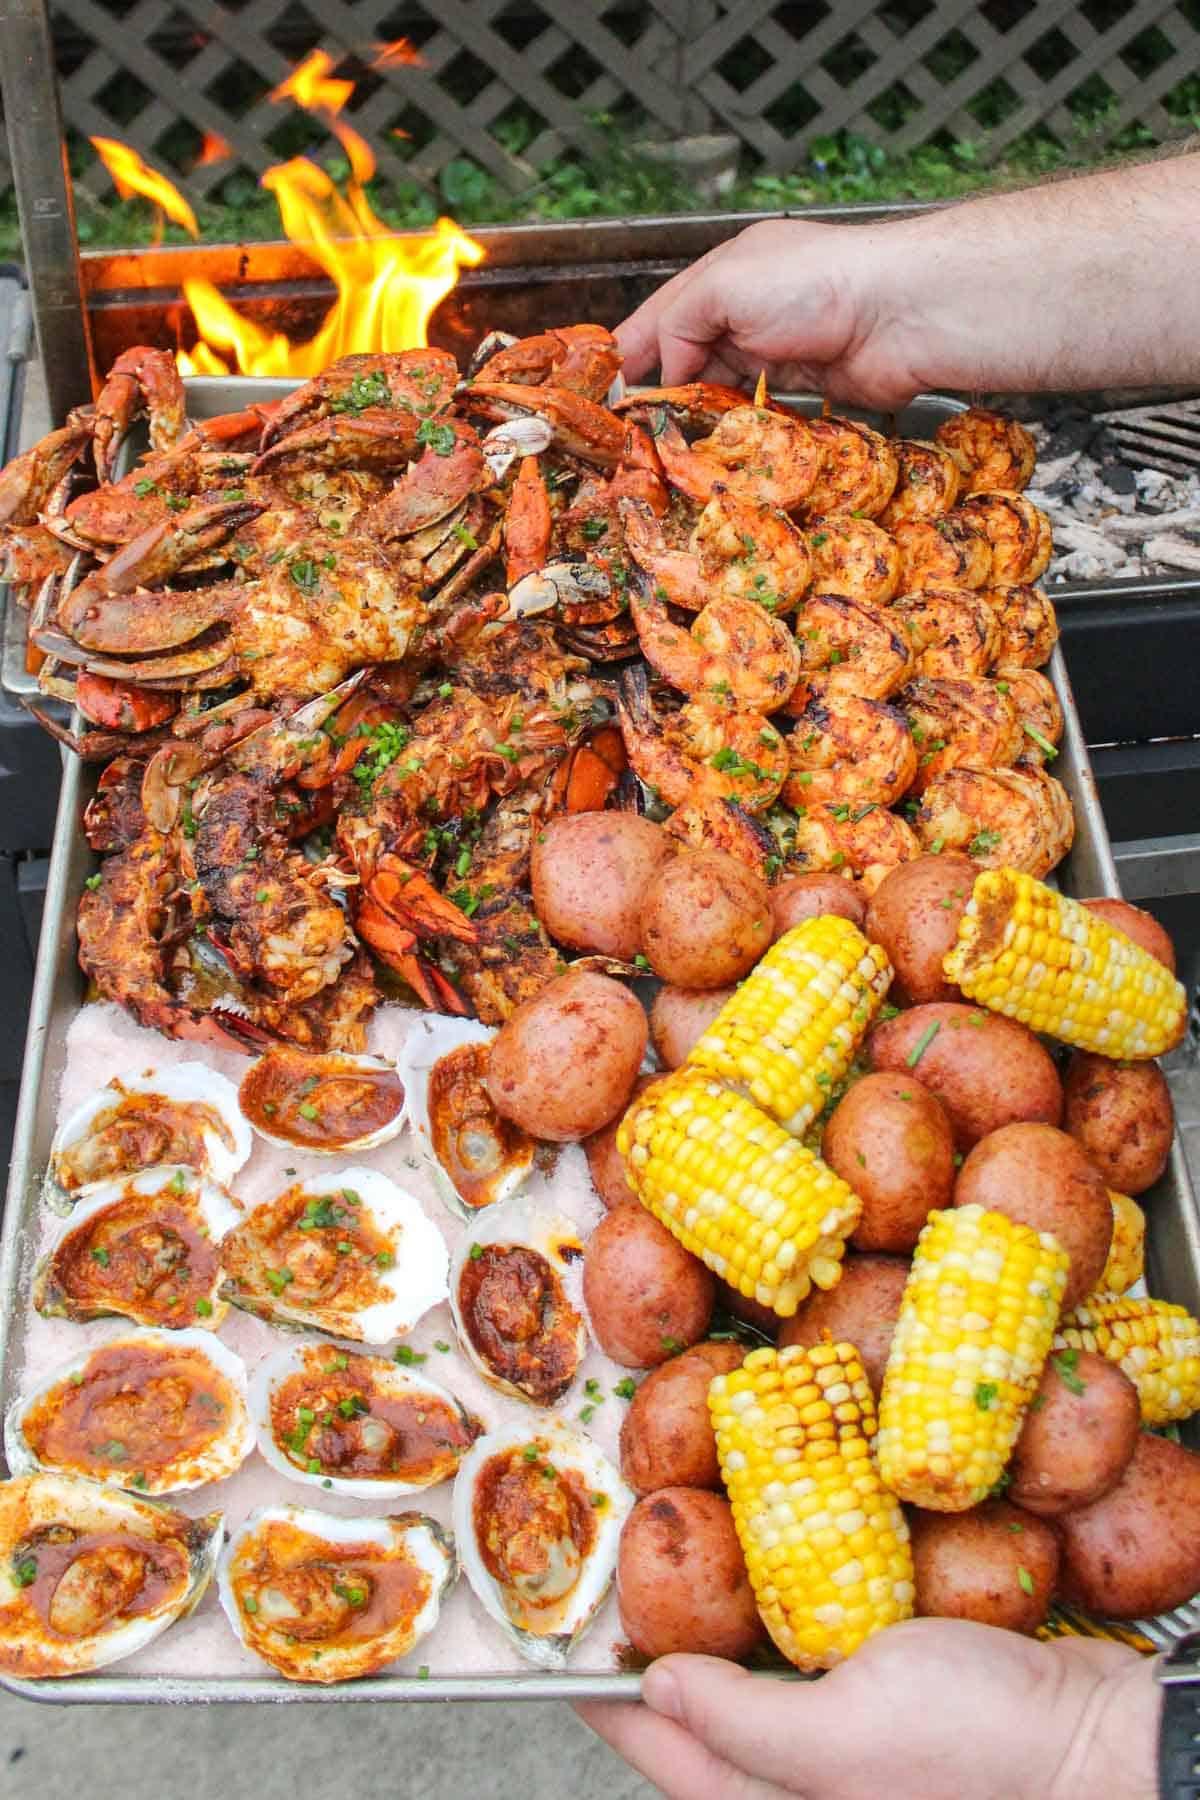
top-left (891, 588), bottom-right (1000, 679)
top-left (806, 514), bottom-right (901, 607)
top-left (622, 492), bottom-right (811, 615)
top-left (878, 439), bottom-right (963, 527)
top-left (901, 675), bottom-right (1022, 792)
top-left (936, 408), bottom-right (1037, 494)
top-left (628, 570), bottom-right (801, 712)
top-left (914, 762), bottom-right (1073, 875)
top-left (788, 595), bottom-right (915, 704)
top-left (652, 408), bottom-right (820, 510)
top-left (803, 417), bottom-right (898, 518)
top-left (783, 681), bottom-right (916, 811)
top-left (957, 491), bottom-right (1053, 585)
top-left (617, 667), bottom-right (787, 814)
top-left (789, 803), bottom-right (920, 889)
top-left (662, 793), bottom-right (778, 876)
top-left (893, 515), bottom-right (992, 592)
top-left (987, 583), bottom-right (1059, 670)
top-left (1003, 667), bottom-right (1063, 765)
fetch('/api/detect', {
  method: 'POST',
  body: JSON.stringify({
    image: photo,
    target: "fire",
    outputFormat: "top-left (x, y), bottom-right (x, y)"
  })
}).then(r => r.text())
top-left (268, 48), bottom-right (373, 184)
top-left (195, 132), bottom-right (232, 169)
top-left (91, 137), bottom-right (199, 241)
top-left (372, 38), bottom-right (424, 68)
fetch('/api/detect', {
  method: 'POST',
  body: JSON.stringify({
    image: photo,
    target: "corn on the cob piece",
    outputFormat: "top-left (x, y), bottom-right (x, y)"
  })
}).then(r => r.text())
top-left (709, 1341), bottom-right (913, 1670)
top-left (1097, 1191), bottom-right (1145, 1297)
top-left (686, 915), bottom-right (892, 1136)
top-left (942, 867), bottom-right (1186, 1058)
top-left (877, 1204), bottom-right (1068, 1510)
top-left (618, 1069), bottom-right (861, 1317)
top-left (1054, 1293), bottom-right (1200, 1425)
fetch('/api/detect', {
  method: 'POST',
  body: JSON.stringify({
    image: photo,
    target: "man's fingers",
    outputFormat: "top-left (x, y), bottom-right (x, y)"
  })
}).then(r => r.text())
top-left (617, 248), bottom-right (729, 380)
top-left (573, 1699), bottom-right (782, 1800)
top-left (642, 1656), bottom-right (841, 1791)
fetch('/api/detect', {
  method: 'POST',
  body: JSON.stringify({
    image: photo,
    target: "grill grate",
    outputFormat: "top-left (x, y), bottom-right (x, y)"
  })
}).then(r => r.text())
top-left (1098, 399), bottom-right (1200, 478)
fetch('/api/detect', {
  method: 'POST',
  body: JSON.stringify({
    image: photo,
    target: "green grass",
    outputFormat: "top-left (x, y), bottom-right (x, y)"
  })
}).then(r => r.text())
top-left (0, 110), bottom-right (1193, 259)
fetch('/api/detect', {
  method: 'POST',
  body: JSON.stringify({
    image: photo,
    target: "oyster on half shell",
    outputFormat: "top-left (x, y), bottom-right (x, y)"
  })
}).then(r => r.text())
top-left (0, 1472), bottom-right (221, 1679)
top-left (48, 1064), bottom-right (250, 1207)
top-left (218, 1505), bottom-right (456, 1683)
top-left (251, 1340), bottom-right (479, 1498)
top-left (453, 1419), bottom-right (631, 1668)
top-left (399, 1016), bottom-right (535, 1221)
top-left (449, 1197), bottom-right (586, 1406)
top-left (32, 1166), bottom-right (241, 1330)
top-left (238, 1047), bottom-right (405, 1155)
top-left (220, 1167), bottom-right (448, 1343)
top-left (5, 1329), bottom-right (253, 1496)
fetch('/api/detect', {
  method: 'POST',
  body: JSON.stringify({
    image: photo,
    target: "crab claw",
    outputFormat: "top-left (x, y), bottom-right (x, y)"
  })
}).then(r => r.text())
top-left (94, 346), bottom-right (187, 482)
top-left (354, 896), bottom-right (469, 1014)
top-left (0, 414), bottom-right (93, 529)
top-left (367, 860), bottom-right (479, 945)
top-left (252, 408), bottom-right (422, 476)
top-left (467, 382), bottom-right (624, 469)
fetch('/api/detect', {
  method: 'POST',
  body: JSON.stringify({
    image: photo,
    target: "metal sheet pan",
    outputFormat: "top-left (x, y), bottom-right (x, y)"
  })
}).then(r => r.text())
top-left (3, 386), bottom-right (1199, 1703)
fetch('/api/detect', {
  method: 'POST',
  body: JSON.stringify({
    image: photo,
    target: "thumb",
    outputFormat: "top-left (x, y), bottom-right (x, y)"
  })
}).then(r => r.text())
top-left (615, 250), bottom-right (725, 382)
top-left (643, 1655), bottom-right (817, 1790)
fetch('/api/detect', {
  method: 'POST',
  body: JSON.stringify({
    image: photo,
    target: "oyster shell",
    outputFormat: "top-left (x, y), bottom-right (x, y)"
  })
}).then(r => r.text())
top-left (5, 1329), bottom-right (253, 1496)
top-left (398, 1017), bottom-right (534, 1221)
top-left (218, 1504), bottom-right (456, 1683)
top-left (453, 1419), bottom-right (631, 1668)
top-left (220, 1167), bottom-right (448, 1343)
top-left (48, 1064), bottom-right (250, 1206)
top-left (0, 1471), bottom-right (221, 1679)
top-left (238, 1046), bottom-right (404, 1155)
top-left (449, 1197), bottom-right (586, 1406)
top-left (33, 1166), bottom-right (240, 1330)
top-left (251, 1340), bottom-right (479, 1498)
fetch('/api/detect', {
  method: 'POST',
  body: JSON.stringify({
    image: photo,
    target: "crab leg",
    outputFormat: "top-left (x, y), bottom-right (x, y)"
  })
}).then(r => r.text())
top-left (467, 382), bottom-right (625, 469)
top-left (93, 347), bottom-right (187, 482)
top-left (360, 419), bottom-right (487, 540)
top-left (0, 412), bottom-right (94, 529)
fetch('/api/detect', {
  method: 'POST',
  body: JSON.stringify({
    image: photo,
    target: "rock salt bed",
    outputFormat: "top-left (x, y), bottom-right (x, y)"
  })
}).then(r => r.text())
top-left (11, 1000), bottom-right (641, 1684)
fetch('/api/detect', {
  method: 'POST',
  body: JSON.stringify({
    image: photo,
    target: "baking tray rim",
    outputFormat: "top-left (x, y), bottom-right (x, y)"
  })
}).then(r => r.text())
top-left (3, 393), bottom-right (1199, 1703)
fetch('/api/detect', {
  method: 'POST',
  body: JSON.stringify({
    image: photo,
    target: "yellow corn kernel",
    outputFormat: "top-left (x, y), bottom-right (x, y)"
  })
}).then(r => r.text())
top-left (618, 1068), bottom-right (861, 1317)
top-left (687, 915), bottom-right (893, 1135)
top-left (877, 1203), bottom-right (1069, 1510)
top-left (1097, 1192), bottom-right (1145, 1297)
top-left (1055, 1293), bottom-right (1200, 1426)
top-left (709, 1341), bottom-right (913, 1670)
top-left (943, 867), bottom-right (1186, 1059)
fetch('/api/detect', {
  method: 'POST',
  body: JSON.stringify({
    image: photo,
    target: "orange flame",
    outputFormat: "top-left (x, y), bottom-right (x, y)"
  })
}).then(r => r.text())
top-left (268, 48), bottom-right (374, 189)
top-left (91, 136), bottom-right (199, 240)
top-left (372, 37), bottom-right (424, 68)
top-left (195, 132), bottom-right (232, 168)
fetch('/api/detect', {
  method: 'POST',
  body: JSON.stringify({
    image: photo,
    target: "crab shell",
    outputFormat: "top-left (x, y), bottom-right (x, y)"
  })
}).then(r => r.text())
top-left (32, 1166), bottom-right (242, 1330)
top-left (220, 1166), bottom-right (449, 1344)
top-left (48, 1063), bottom-right (251, 1210)
top-left (452, 1418), bottom-right (631, 1669)
top-left (238, 1048), bottom-right (405, 1156)
top-left (398, 1016), bottom-right (534, 1223)
top-left (0, 1471), bottom-right (222, 1679)
top-left (5, 1329), bottom-right (254, 1496)
top-left (250, 1339), bottom-right (480, 1499)
top-left (217, 1504), bottom-right (457, 1683)
top-left (448, 1197), bottom-right (587, 1406)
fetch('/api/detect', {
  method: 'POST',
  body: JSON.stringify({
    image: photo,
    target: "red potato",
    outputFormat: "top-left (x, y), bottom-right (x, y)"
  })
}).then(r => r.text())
top-left (486, 970), bottom-right (647, 1143)
top-left (531, 812), bottom-right (670, 959)
top-left (822, 1072), bottom-right (954, 1253)
top-left (1063, 1052), bottom-right (1174, 1197)
top-left (619, 1341), bottom-right (746, 1494)
top-left (1082, 897), bottom-right (1176, 973)
top-left (1057, 1433), bottom-right (1200, 1618)
top-left (868, 1003), bottom-right (1062, 1149)
top-left (1008, 1350), bottom-right (1140, 1517)
top-left (864, 854), bottom-right (975, 1003)
top-left (640, 850), bottom-right (772, 989)
top-left (583, 1204), bottom-right (714, 1368)
top-left (953, 1122), bottom-right (1112, 1310)
top-left (910, 1500), bottom-right (1058, 1634)
top-left (770, 872), bottom-right (867, 939)
top-left (650, 985), bottom-right (736, 1070)
top-left (617, 1488), bottom-right (765, 1661)
top-left (583, 1073), bottom-right (656, 1210)
top-left (778, 1255), bottom-right (909, 1394)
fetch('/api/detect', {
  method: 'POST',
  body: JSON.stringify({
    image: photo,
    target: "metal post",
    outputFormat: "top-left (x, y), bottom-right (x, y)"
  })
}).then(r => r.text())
top-left (0, 0), bottom-right (95, 420)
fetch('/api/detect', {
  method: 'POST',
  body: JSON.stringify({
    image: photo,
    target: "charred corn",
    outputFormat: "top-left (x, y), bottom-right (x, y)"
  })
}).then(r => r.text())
top-left (877, 1204), bottom-right (1068, 1509)
top-left (942, 867), bottom-right (1186, 1058)
top-left (687, 915), bottom-right (892, 1136)
top-left (1097, 1192), bottom-right (1145, 1297)
top-left (1054, 1293), bottom-right (1200, 1425)
top-left (709, 1341), bottom-right (913, 1669)
top-left (617, 1069), bottom-right (861, 1317)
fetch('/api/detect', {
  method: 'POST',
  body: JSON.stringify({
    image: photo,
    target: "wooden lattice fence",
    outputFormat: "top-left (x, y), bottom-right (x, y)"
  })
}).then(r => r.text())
top-left (2, 0), bottom-right (1199, 213)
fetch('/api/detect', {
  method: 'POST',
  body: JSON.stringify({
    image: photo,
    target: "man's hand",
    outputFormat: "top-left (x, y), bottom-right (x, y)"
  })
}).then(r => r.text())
top-left (576, 1618), bottom-right (1159, 1800)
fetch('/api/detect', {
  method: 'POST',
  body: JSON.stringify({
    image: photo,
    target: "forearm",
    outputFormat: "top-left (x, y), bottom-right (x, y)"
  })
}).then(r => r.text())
top-left (859, 152), bottom-right (1200, 395)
